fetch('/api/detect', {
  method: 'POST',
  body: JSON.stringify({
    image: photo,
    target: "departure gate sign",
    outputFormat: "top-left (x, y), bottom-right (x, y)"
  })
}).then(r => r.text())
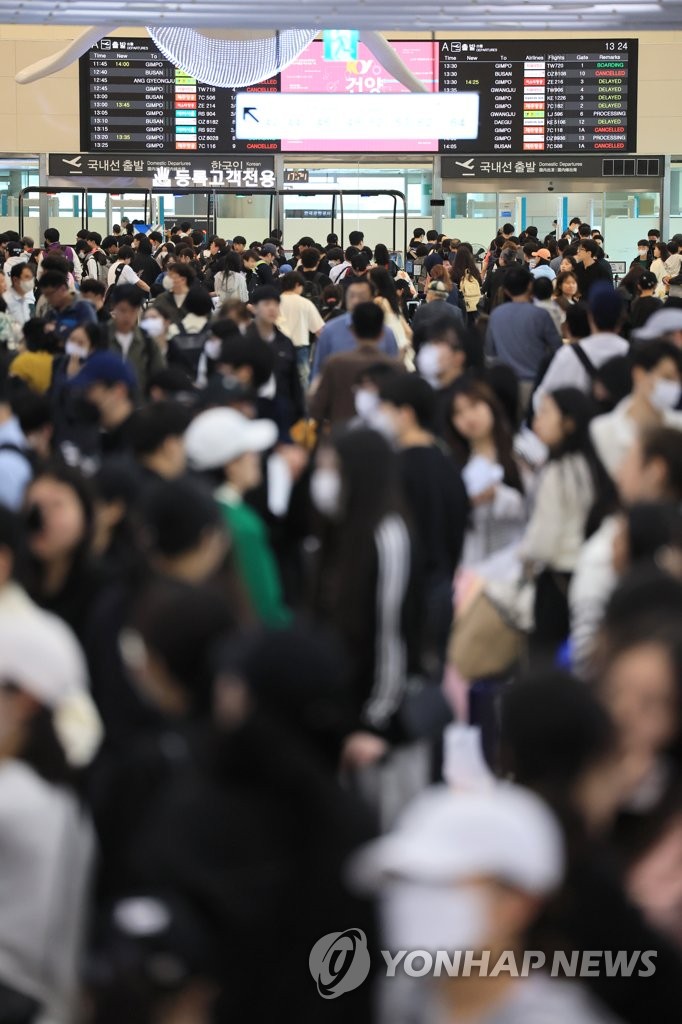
top-left (80, 36), bottom-right (637, 155)
top-left (439, 38), bottom-right (637, 154)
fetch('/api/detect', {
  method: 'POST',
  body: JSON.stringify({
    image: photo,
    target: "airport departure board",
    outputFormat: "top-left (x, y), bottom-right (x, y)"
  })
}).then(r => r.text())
top-left (80, 36), bottom-right (638, 155)
top-left (438, 38), bottom-right (637, 154)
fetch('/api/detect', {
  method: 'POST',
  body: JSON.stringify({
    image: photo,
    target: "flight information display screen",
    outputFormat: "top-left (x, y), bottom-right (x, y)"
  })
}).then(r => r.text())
top-left (438, 38), bottom-right (637, 153)
top-left (79, 36), bottom-right (638, 154)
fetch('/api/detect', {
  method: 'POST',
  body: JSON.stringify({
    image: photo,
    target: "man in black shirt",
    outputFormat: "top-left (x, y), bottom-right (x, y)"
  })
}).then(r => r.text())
top-left (575, 238), bottom-right (613, 299)
top-left (245, 286), bottom-right (304, 434)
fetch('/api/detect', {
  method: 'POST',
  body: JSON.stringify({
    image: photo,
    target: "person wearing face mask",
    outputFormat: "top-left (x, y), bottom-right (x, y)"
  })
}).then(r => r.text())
top-left (350, 362), bottom-right (403, 430)
top-left (310, 428), bottom-right (424, 825)
top-left (377, 375), bottom-right (469, 670)
top-left (5, 263), bottom-right (35, 327)
top-left (184, 407), bottom-right (290, 627)
top-left (590, 341), bottom-right (682, 479)
top-left (631, 239), bottom-right (652, 272)
top-left (351, 784), bottom-right (617, 1024)
top-left (309, 302), bottom-right (403, 428)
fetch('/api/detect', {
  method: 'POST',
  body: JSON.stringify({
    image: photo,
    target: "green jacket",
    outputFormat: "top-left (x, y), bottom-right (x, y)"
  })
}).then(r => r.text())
top-left (107, 324), bottom-right (166, 395)
top-left (216, 487), bottom-right (291, 628)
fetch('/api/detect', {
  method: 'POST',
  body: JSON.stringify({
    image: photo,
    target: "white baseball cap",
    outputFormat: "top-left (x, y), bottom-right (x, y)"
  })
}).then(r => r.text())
top-left (0, 612), bottom-right (103, 766)
top-left (350, 783), bottom-right (564, 896)
top-left (184, 407), bottom-right (278, 471)
top-left (631, 308), bottom-right (682, 341)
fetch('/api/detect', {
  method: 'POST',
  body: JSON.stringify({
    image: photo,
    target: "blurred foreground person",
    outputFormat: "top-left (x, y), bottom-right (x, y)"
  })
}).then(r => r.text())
top-left (0, 612), bottom-right (100, 1024)
top-left (351, 782), bottom-right (623, 1023)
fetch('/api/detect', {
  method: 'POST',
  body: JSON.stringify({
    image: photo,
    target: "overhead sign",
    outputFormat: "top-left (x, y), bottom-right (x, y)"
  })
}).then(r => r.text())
top-left (439, 38), bottom-right (638, 154)
top-left (441, 155), bottom-right (663, 178)
top-left (235, 92), bottom-right (479, 142)
top-left (49, 153), bottom-right (276, 189)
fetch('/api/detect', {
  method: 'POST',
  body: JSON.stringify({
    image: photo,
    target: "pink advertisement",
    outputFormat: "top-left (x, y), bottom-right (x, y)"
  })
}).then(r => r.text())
top-left (280, 40), bottom-right (438, 151)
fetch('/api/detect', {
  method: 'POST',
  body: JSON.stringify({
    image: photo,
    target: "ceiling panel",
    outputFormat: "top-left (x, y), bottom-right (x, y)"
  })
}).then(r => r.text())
top-left (1, 0), bottom-right (682, 29)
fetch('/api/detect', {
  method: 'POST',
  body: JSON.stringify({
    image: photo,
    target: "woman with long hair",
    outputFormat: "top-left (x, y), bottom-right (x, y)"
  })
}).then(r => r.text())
top-left (214, 249), bottom-right (248, 303)
top-left (650, 241), bottom-right (671, 290)
top-left (369, 266), bottom-right (413, 358)
top-left (451, 248), bottom-right (483, 323)
top-left (447, 376), bottom-right (527, 566)
top-left (24, 463), bottom-right (103, 641)
top-left (521, 387), bottom-right (615, 655)
top-left (373, 243), bottom-right (398, 277)
top-left (311, 428), bottom-right (421, 791)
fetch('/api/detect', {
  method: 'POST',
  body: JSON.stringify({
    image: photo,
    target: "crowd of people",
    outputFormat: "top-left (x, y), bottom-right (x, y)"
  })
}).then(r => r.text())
top-left (0, 214), bottom-right (681, 1023)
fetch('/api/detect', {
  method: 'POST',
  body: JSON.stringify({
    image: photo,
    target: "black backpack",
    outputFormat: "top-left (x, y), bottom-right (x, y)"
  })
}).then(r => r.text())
top-left (301, 273), bottom-right (325, 311)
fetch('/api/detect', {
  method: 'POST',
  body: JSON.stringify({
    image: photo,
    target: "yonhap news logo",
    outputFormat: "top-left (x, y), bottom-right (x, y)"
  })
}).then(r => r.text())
top-left (308, 928), bottom-right (371, 998)
top-left (308, 930), bottom-right (658, 998)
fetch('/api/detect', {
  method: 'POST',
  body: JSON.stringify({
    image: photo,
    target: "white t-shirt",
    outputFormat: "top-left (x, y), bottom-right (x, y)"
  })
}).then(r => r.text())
top-left (278, 292), bottom-right (324, 348)
top-left (114, 331), bottom-right (135, 357)
top-left (107, 261), bottom-right (140, 288)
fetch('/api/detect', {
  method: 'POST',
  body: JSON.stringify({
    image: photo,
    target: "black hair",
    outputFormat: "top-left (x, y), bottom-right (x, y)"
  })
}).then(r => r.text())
top-left (80, 277), bottom-right (106, 297)
top-left (631, 339), bottom-right (682, 374)
top-left (350, 253), bottom-right (370, 273)
top-left (532, 277), bottom-right (553, 301)
top-left (565, 302), bottom-right (591, 339)
top-left (326, 233), bottom-right (339, 244)
top-left (131, 578), bottom-right (235, 718)
top-left (10, 262), bottom-right (33, 280)
top-left (578, 238), bottom-right (600, 258)
top-left (232, 235), bottom-right (247, 246)
top-left (578, 223), bottom-right (592, 238)
top-left (500, 670), bottom-right (617, 797)
top-left (130, 401), bottom-right (192, 457)
top-left (37, 270), bottom-right (69, 291)
top-left (369, 267), bottom-right (399, 315)
top-left (183, 288), bottom-right (213, 318)
top-left (380, 373), bottom-right (436, 430)
top-left (117, 245), bottom-right (134, 262)
top-left (44, 228), bottom-right (60, 244)
top-left (640, 426), bottom-right (682, 501)
top-left (351, 301), bottom-right (384, 341)
top-left (168, 263), bottom-right (196, 285)
top-left (111, 284), bottom-right (146, 309)
top-left (300, 249), bottom-right (320, 270)
top-left (280, 271), bottom-right (305, 293)
top-left (355, 361), bottom-right (401, 389)
top-left (504, 267), bottom-right (533, 297)
top-left (348, 230), bottom-right (364, 246)
top-left (624, 502), bottom-right (682, 566)
top-left (213, 331), bottom-right (275, 388)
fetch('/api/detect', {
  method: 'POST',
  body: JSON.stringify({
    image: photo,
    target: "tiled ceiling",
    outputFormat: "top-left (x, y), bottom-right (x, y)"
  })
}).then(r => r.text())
top-left (1, 0), bottom-right (682, 29)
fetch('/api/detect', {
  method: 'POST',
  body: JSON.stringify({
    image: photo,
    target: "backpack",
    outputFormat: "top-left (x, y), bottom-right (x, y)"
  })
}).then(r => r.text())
top-left (461, 271), bottom-right (482, 313)
top-left (103, 262), bottom-right (126, 310)
top-left (89, 250), bottom-right (110, 287)
top-left (301, 273), bottom-right (325, 311)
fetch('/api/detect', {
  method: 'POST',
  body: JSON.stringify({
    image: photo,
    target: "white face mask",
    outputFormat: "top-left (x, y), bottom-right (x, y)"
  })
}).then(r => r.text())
top-left (162, 274), bottom-right (174, 291)
top-left (65, 340), bottom-right (88, 359)
top-left (651, 377), bottom-right (682, 411)
top-left (140, 317), bottom-right (165, 338)
top-left (416, 344), bottom-right (442, 389)
top-left (354, 388), bottom-right (380, 421)
top-left (381, 880), bottom-right (490, 955)
top-left (310, 467), bottom-right (342, 518)
top-left (638, 249), bottom-right (648, 258)
top-left (20, 279), bottom-right (34, 294)
top-left (204, 338), bottom-right (222, 361)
